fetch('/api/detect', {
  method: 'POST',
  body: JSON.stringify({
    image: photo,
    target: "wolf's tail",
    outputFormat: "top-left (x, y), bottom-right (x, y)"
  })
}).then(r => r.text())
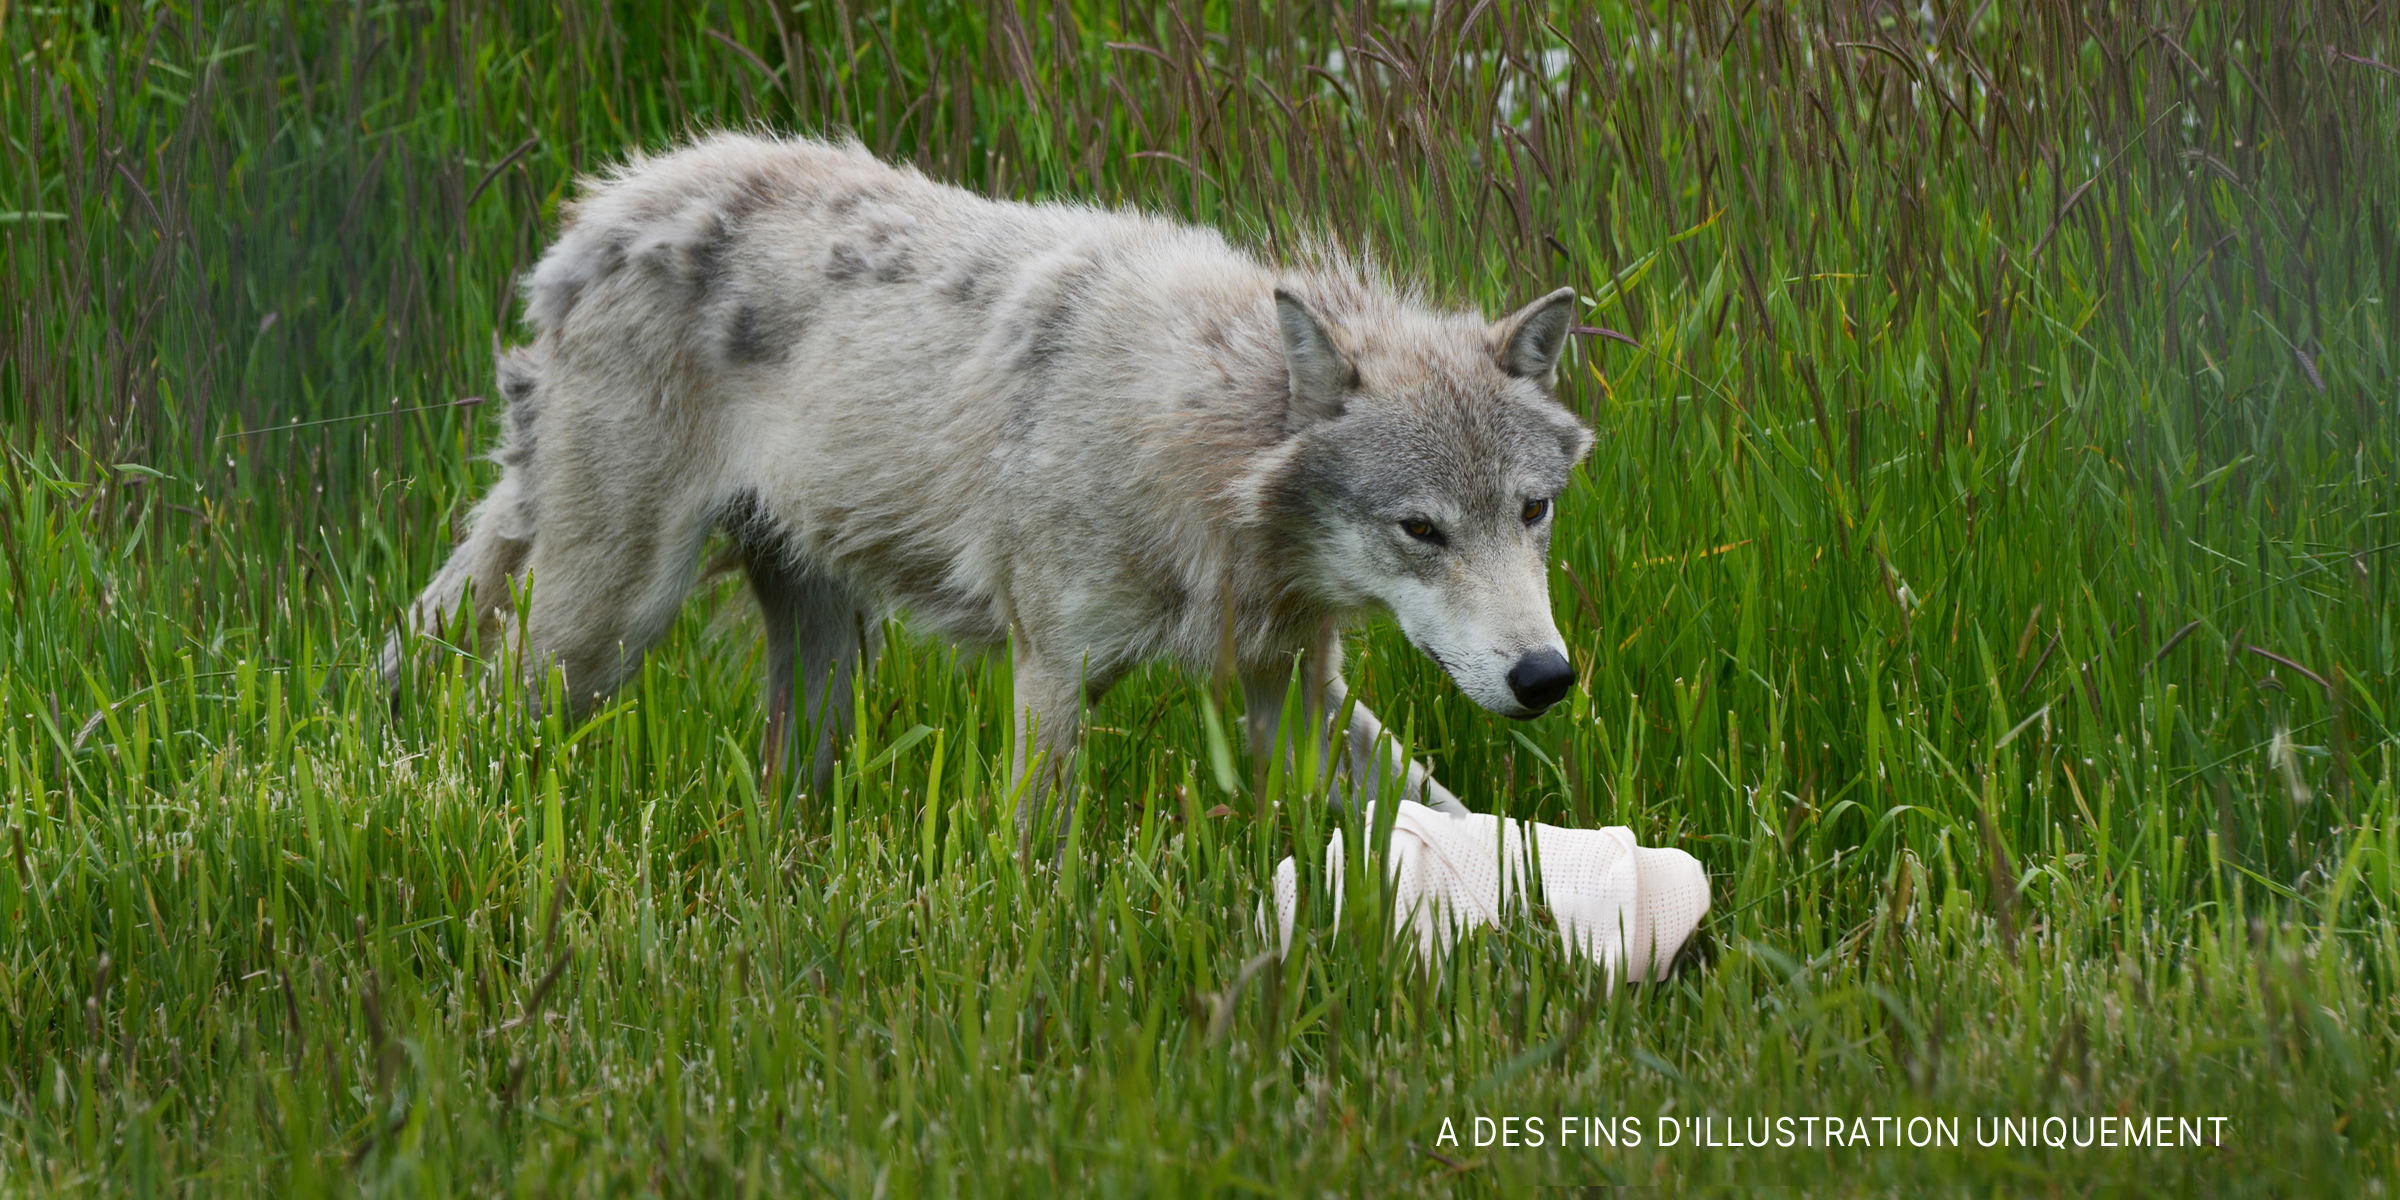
top-left (380, 343), bottom-right (546, 690)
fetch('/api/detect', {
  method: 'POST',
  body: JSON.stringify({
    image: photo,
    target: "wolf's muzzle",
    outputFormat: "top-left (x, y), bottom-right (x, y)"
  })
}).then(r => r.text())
top-left (1506, 648), bottom-right (1575, 713)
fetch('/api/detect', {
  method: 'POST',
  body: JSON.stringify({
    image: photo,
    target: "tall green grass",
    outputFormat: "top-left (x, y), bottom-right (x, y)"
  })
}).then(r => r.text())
top-left (3, 1), bottom-right (2394, 1193)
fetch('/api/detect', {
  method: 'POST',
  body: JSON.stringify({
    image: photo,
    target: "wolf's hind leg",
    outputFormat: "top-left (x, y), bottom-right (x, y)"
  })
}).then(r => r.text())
top-left (511, 487), bottom-right (718, 713)
top-left (1009, 650), bottom-right (1096, 866)
top-left (743, 550), bottom-right (881, 800)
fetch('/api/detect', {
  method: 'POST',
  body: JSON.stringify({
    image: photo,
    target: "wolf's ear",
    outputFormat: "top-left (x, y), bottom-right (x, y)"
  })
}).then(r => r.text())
top-left (1274, 288), bottom-right (1356, 425)
top-left (1493, 287), bottom-right (1579, 384)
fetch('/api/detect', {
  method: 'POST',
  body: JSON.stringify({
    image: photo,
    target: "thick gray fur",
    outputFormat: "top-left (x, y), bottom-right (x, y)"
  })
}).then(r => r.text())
top-left (386, 132), bottom-right (1593, 846)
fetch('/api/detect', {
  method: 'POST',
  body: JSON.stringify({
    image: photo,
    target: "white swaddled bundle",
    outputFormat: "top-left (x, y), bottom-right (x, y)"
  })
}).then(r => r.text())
top-left (1268, 801), bottom-right (1710, 983)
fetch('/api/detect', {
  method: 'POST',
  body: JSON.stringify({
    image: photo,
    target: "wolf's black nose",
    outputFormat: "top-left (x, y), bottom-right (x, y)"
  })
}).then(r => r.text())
top-left (1507, 649), bottom-right (1575, 712)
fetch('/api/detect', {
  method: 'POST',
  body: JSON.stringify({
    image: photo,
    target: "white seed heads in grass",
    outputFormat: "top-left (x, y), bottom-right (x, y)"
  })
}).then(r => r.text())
top-left (2269, 725), bottom-right (2314, 807)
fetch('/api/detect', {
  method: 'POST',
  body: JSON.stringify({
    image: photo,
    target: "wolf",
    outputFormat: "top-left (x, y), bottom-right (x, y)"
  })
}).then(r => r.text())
top-left (386, 132), bottom-right (1592, 840)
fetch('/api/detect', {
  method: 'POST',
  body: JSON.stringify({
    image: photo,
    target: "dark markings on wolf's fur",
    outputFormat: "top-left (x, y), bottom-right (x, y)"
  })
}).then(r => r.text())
top-left (495, 349), bottom-right (543, 471)
top-left (823, 241), bottom-right (869, 281)
top-left (990, 257), bottom-right (1099, 444)
top-left (721, 302), bottom-right (799, 366)
top-left (1014, 259), bottom-right (1095, 371)
top-left (629, 210), bottom-right (722, 286)
top-left (691, 222), bottom-right (731, 296)
top-left (959, 250), bottom-right (1012, 307)
top-left (933, 263), bottom-right (977, 304)
top-left (826, 183), bottom-right (892, 218)
top-left (535, 274), bottom-right (588, 330)
top-left (718, 488), bottom-right (790, 566)
top-left (823, 206), bottom-right (920, 284)
top-left (688, 176), bottom-right (779, 298)
top-left (726, 172), bottom-right (780, 221)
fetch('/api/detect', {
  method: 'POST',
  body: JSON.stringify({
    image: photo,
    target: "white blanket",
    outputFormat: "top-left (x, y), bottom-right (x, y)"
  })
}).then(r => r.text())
top-left (1269, 801), bottom-right (1710, 983)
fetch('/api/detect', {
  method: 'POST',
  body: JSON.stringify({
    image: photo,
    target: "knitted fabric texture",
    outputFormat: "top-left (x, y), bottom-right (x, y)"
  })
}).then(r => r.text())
top-left (1269, 801), bottom-right (1709, 983)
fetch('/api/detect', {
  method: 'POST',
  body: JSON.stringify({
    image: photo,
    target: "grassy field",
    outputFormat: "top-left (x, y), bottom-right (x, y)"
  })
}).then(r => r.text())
top-left (4, 0), bottom-right (2396, 1193)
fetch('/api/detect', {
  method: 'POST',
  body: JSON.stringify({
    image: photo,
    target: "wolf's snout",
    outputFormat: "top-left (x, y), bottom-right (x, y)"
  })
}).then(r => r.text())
top-left (1506, 649), bottom-right (1575, 713)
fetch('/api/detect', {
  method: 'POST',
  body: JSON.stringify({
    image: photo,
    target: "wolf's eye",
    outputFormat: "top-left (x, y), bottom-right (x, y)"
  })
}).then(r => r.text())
top-left (1521, 498), bottom-right (1550, 524)
top-left (1400, 518), bottom-right (1445, 546)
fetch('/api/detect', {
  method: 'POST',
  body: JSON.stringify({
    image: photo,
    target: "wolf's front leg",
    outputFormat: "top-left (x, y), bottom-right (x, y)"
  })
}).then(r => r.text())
top-left (1010, 650), bottom-right (1088, 863)
top-left (1319, 675), bottom-right (1471, 816)
top-left (1240, 637), bottom-right (1469, 817)
top-left (743, 554), bottom-right (881, 799)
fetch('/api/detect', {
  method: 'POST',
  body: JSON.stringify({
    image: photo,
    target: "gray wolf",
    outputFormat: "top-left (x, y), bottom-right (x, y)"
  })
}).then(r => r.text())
top-left (386, 132), bottom-right (1592, 842)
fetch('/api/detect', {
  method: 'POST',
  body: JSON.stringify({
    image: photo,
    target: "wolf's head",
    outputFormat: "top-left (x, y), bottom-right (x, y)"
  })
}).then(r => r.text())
top-left (1261, 284), bottom-right (1593, 719)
